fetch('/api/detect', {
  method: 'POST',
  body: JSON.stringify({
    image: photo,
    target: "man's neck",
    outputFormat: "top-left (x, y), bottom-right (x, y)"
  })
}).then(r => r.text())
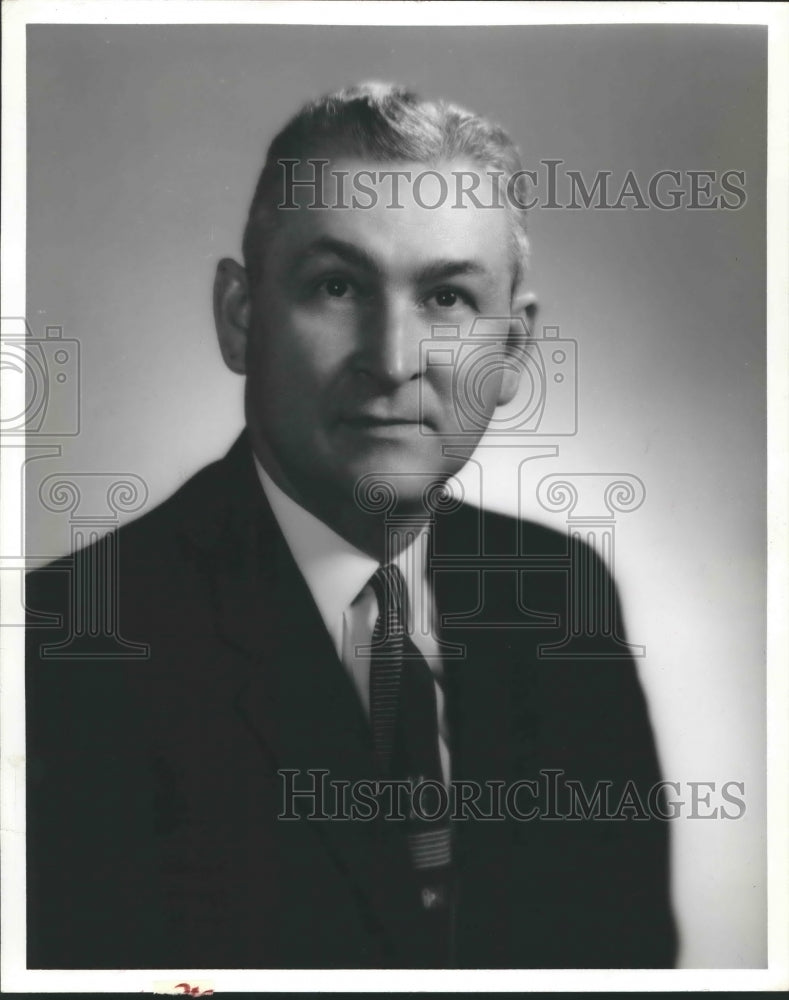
top-left (247, 428), bottom-right (432, 563)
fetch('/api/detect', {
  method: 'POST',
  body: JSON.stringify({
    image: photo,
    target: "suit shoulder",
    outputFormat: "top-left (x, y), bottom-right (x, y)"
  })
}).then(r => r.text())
top-left (114, 446), bottom-right (237, 546)
top-left (25, 442), bottom-right (245, 612)
top-left (450, 502), bottom-right (575, 558)
top-left (482, 504), bottom-right (569, 547)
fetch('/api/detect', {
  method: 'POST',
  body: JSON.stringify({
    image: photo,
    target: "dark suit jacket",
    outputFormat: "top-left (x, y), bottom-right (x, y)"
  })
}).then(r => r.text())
top-left (26, 433), bottom-right (677, 969)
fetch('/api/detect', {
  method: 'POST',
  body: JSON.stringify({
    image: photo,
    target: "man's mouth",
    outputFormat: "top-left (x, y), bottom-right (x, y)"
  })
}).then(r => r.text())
top-left (340, 413), bottom-right (434, 434)
top-left (343, 415), bottom-right (422, 427)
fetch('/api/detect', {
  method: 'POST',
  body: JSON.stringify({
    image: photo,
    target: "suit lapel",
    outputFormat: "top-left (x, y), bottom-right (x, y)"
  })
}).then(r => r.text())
top-left (432, 504), bottom-right (521, 965)
top-left (431, 503), bottom-right (518, 787)
top-left (180, 434), bottom-right (422, 959)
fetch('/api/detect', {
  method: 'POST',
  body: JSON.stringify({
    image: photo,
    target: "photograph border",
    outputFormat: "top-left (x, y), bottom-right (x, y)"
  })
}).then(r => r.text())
top-left (1, 1), bottom-right (787, 993)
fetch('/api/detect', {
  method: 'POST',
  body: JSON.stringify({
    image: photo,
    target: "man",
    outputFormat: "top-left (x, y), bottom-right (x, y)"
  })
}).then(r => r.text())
top-left (26, 83), bottom-right (677, 969)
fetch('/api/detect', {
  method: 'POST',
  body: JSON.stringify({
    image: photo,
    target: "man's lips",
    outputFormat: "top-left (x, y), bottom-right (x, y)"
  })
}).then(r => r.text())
top-left (343, 415), bottom-right (421, 426)
top-left (339, 413), bottom-right (434, 431)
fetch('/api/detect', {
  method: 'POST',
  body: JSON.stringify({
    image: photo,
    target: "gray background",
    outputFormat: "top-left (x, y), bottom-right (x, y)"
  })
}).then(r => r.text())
top-left (25, 23), bottom-right (766, 968)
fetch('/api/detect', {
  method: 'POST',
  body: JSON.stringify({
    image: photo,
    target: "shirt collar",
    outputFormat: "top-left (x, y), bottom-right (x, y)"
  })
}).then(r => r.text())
top-left (253, 454), bottom-right (428, 652)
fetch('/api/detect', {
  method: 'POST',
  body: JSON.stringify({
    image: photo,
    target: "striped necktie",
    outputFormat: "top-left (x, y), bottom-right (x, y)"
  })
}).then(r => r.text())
top-left (368, 563), bottom-right (454, 963)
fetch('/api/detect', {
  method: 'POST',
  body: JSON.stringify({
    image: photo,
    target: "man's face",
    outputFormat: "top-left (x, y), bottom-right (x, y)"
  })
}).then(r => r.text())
top-left (241, 159), bottom-right (528, 517)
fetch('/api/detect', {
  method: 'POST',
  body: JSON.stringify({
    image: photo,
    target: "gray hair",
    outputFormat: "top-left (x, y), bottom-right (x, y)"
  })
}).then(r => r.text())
top-left (242, 81), bottom-right (530, 287)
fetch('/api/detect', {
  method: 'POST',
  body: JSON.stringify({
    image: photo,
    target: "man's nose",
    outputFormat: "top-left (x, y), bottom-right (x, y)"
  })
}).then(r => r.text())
top-left (354, 297), bottom-right (425, 389)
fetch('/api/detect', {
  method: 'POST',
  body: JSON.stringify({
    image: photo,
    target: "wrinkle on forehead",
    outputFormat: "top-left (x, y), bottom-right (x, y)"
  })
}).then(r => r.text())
top-left (267, 158), bottom-right (514, 290)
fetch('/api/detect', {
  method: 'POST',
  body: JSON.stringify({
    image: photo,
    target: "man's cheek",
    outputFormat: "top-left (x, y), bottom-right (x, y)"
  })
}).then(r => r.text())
top-left (426, 369), bottom-right (462, 433)
top-left (449, 355), bottom-right (488, 431)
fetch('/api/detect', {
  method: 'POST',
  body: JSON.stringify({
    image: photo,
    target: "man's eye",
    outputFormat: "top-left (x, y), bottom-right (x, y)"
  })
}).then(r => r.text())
top-left (430, 287), bottom-right (471, 309)
top-left (323, 277), bottom-right (351, 297)
top-left (435, 289), bottom-right (458, 307)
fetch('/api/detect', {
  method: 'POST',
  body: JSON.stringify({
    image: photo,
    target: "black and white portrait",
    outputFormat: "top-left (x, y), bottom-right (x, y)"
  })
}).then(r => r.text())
top-left (2, 2), bottom-right (785, 993)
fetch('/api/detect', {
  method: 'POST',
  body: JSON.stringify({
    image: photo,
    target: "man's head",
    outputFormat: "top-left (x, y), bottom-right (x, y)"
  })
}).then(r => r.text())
top-left (214, 82), bottom-right (536, 553)
top-left (240, 82), bottom-right (531, 289)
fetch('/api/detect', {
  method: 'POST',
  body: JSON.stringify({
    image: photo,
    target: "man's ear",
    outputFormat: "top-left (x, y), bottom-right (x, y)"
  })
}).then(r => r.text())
top-left (497, 286), bottom-right (538, 406)
top-left (213, 258), bottom-right (252, 375)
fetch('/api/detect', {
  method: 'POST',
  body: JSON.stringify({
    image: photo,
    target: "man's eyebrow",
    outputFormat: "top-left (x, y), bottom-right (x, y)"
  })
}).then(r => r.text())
top-left (413, 259), bottom-right (492, 284)
top-left (297, 238), bottom-right (493, 283)
top-left (299, 237), bottom-right (379, 272)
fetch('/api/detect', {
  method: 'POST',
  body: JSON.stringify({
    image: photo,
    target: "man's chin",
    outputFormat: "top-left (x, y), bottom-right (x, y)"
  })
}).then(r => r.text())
top-left (338, 462), bottom-right (459, 517)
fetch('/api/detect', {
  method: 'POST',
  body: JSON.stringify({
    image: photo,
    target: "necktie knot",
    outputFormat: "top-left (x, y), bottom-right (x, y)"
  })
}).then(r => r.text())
top-left (369, 562), bottom-right (409, 633)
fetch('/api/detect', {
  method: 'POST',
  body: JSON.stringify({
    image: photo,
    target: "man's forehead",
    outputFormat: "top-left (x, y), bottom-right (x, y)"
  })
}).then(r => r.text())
top-left (269, 157), bottom-right (513, 272)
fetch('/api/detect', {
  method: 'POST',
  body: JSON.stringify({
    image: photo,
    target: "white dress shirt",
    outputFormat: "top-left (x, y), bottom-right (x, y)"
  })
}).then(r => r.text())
top-left (254, 456), bottom-right (450, 783)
